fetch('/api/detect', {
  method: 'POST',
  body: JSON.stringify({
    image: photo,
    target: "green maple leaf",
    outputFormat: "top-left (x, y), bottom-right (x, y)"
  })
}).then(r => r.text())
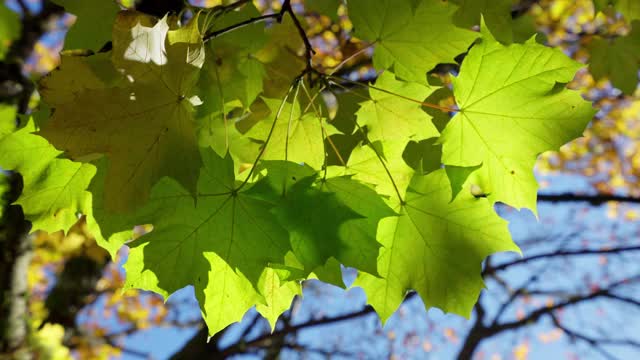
top-left (337, 140), bottom-right (414, 199)
top-left (246, 98), bottom-right (337, 170)
top-left (249, 161), bottom-right (392, 276)
top-left (0, 3), bottom-right (20, 60)
top-left (450, 0), bottom-right (515, 44)
top-left (121, 149), bottom-right (294, 334)
top-left (256, 268), bottom-right (301, 329)
top-left (355, 169), bottom-right (520, 322)
top-left (348, 0), bottom-right (479, 82)
top-left (52, 0), bottom-right (120, 50)
top-left (318, 176), bottom-right (397, 275)
top-left (588, 21), bottom-right (640, 95)
top-left (39, 13), bottom-right (204, 212)
top-left (439, 25), bottom-right (595, 212)
top-left (196, 4), bottom-right (268, 158)
top-left (0, 119), bottom-right (95, 234)
top-left (356, 72), bottom-right (438, 145)
top-left (85, 157), bottom-right (134, 258)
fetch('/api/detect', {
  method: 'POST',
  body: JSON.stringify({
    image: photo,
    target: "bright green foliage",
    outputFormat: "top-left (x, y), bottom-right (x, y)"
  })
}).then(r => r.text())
top-left (0, 3), bottom-right (20, 60)
top-left (52, 0), bottom-right (120, 50)
top-left (121, 149), bottom-right (295, 334)
top-left (451, 0), bottom-right (514, 43)
top-left (3, 0), bottom-right (600, 338)
top-left (342, 140), bottom-right (415, 199)
top-left (439, 26), bottom-right (595, 212)
top-left (356, 72), bottom-right (438, 145)
top-left (0, 119), bottom-right (95, 234)
top-left (246, 98), bottom-right (336, 169)
top-left (38, 13), bottom-right (204, 212)
top-left (355, 170), bottom-right (520, 321)
top-left (588, 21), bottom-right (640, 95)
top-left (348, 0), bottom-right (479, 82)
top-left (197, 4), bottom-right (267, 125)
top-left (256, 268), bottom-right (302, 329)
top-left (248, 161), bottom-right (393, 276)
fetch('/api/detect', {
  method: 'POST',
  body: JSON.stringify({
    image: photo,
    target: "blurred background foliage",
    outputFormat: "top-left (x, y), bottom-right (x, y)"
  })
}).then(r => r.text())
top-left (1, 0), bottom-right (640, 359)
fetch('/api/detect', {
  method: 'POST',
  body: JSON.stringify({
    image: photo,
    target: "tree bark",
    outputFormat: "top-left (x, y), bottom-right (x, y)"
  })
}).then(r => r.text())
top-left (0, 174), bottom-right (32, 358)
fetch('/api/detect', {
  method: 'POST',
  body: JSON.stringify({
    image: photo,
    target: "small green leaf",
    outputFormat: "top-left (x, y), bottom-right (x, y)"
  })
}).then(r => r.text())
top-left (355, 169), bottom-right (520, 322)
top-left (348, 0), bottom-right (479, 82)
top-left (246, 98), bottom-right (337, 170)
top-left (439, 24), bottom-right (595, 212)
top-left (356, 72), bottom-right (438, 145)
top-left (0, 119), bottom-right (95, 234)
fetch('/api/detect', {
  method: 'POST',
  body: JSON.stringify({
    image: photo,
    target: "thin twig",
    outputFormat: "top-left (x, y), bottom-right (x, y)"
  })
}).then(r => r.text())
top-left (484, 246), bottom-right (640, 276)
top-left (279, 0), bottom-right (317, 83)
top-left (328, 75), bottom-right (457, 113)
top-left (538, 193), bottom-right (640, 205)
top-left (328, 81), bottom-right (406, 203)
top-left (203, 13), bottom-right (280, 43)
top-left (220, 307), bottom-right (375, 356)
top-left (236, 79), bottom-right (300, 192)
top-left (329, 42), bottom-right (377, 76)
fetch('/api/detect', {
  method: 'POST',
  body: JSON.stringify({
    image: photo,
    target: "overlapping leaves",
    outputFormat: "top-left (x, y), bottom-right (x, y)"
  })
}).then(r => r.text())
top-left (2, 1), bottom-right (598, 338)
top-left (348, 0), bottom-right (479, 82)
top-left (39, 12), bottom-right (204, 212)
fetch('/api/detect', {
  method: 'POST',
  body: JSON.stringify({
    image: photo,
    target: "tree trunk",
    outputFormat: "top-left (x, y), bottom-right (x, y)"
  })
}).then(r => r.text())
top-left (0, 173), bottom-right (32, 358)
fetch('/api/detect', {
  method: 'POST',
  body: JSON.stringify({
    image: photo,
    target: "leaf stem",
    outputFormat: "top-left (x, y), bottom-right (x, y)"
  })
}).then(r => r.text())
top-left (328, 75), bottom-right (457, 113)
top-left (285, 80), bottom-right (302, 163)
top-left (203, 13), bottom-right (281, 43)
top-left (279, 0), bottom-right (317, 84)
top-left (236, 79), bottom-right (300, 192)
top-left (328, 82), bottom-right (405, 204)
top-left (300, 83), bottom-right (346, 167)
top-left (300, 81), bottom-right (332, 179)
top-left (328, 42), bottom-right (377, 76)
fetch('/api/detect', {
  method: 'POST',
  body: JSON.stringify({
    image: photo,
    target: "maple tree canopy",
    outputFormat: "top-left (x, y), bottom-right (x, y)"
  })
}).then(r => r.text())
top-left (5, 0), bottom-right (629, 338)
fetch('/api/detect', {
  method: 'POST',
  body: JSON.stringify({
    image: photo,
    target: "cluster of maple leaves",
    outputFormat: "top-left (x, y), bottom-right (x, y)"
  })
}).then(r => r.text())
top-left (3, 0), bottom-right (638, 337)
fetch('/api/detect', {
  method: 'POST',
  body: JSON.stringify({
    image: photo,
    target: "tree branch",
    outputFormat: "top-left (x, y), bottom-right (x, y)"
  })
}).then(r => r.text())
top-left (0, 174), bottom-right (31, 354)
top-left (220, 306), bottom-right (376, 357)
top-left (538, 193), bottom-right (640, 205)
top-left (550, 313), bottom-right (640, 360)
top-left (279, 0), bottom-right (316, 80)
top-left (203, 13), bottom-right (281, 43)
top-left (457, 276), bottom-right (640, 359)
top-left (484, 246), bottom-right (640, 276)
